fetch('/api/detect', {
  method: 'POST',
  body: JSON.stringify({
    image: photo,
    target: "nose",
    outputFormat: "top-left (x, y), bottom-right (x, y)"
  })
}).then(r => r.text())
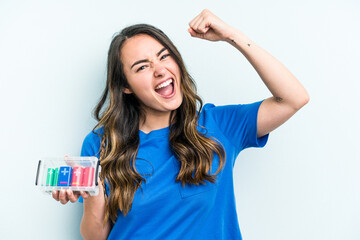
top-left (153, 62), bottom-right (166, 78)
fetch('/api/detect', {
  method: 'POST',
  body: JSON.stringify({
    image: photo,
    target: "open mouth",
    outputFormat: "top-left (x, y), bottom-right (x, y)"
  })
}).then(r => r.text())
top-left (154, 79), bottom-right (175, 98)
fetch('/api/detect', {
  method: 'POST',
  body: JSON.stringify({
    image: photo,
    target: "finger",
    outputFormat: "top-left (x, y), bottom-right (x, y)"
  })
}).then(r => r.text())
top-left (67, 189), bottom-right (79, 203)
top-left (190, 15), bottom-right (203, 32)
top-left (193, 10), bottom-right (214, 33)
top-left (188, 28), bottom-right (205, 39)
top-left (80, 191), bottom-right (90, 200)
top-left (188, 28), bottom-right (200, 38)
top-left (52, 190), bottom-right (60, 201)
top-left (74, 191), bottom-right (81, 200)
top-left (98, 178), bottom-right (104, 191)
top-left (188, 12), bottom-right (202, 29)
top-left (59, 189), bottom-right (69, 205)
top-left (64, 155), bottom-right (82, 168)
top-left (196, 17), bottom-right (212, 34)
top-left (191, 15), bottom-right (206, 34)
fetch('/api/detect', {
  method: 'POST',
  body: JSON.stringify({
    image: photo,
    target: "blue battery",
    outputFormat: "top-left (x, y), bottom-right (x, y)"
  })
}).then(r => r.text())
top-left (58, 166), bottom-right (73, 186)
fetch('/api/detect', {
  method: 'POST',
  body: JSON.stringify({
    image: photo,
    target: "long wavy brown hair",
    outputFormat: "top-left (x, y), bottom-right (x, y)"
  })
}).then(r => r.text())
top-left (93, 24), bottom-right (225, 224)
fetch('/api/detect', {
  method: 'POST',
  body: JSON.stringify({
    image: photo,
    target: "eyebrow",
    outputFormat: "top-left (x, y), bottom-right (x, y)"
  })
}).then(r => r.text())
top-left (130, 47), bottom-right (167, 70)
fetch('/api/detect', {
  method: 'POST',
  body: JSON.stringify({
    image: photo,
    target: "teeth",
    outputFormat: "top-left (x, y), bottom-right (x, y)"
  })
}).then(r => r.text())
top-left (155, 79), bottom-right (173, 90)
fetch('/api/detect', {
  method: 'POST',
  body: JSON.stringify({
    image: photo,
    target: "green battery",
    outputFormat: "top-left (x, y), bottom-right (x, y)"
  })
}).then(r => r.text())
top-left (53, 168), bottom-right (59, 186)
top-left (46, 168), bottom-right (54, 186)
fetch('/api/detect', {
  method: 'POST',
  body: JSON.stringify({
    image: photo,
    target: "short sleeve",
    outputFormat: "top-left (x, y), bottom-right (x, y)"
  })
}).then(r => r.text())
top-left (203, 100), bottom-right (269, 155)
top-left (80, 129), bottom-right (103, 158)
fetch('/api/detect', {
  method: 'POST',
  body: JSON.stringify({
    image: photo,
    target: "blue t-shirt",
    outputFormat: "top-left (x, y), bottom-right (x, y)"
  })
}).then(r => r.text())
top-left (80, 101), bottom-right (269, 240)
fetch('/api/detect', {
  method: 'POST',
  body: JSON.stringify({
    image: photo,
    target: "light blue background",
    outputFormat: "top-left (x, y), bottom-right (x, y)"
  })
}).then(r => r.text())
top-left (1, 0), bottom-right (359, 239)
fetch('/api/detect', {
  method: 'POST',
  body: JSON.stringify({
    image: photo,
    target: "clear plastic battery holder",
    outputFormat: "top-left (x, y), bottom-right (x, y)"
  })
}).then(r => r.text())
top-left (35, 157), bottom-right (100, 196)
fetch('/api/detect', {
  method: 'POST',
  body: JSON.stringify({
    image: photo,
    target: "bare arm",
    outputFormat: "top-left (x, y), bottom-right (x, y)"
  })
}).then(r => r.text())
top-left (188, 9), bottom-right (310, 137)
top-left (80, 189), bottom-right (111, 240)
top-left (52, 184), bottom-right (111, 239)
top-left (225, 31), bottom-right (309, 137)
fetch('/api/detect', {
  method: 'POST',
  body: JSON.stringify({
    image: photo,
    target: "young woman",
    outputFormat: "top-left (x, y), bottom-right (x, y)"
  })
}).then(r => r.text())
top-left (53, 9), bottom-right (309, 240)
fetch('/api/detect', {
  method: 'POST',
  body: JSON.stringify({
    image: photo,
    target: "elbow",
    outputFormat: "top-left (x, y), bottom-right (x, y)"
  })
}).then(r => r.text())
top-left (301, 92), bottom-right (310, 107)
top-left (294, 92), bottom-right (310, 111)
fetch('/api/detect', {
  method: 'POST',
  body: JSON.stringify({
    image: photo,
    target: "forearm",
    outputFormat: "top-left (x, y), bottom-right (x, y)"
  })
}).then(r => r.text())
top-left (225, 30), bottom-right (309, 109)
top-left (80, 194), bottom-right (111, 240)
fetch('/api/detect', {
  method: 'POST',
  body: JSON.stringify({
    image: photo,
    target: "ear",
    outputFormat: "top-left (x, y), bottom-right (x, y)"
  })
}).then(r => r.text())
top-left (123, 87), bottom-right (133, 94)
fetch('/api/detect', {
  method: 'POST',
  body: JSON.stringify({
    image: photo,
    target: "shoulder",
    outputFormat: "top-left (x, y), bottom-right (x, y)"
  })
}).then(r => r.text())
top-left (199, 102), bottom-right (246, 121)
top-left (83, 127), bottom-right (104, 144)
top-left (198, 103), bottom-right (244, 131)
top-left (81, 127), bottom-right (104, 157)
top-left (200, 101), bottom-right (265, 118)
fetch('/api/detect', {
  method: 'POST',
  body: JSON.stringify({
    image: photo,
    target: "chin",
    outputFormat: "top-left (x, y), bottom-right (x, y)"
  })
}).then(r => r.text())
top-left (171, 95), bottom-right (183, 110)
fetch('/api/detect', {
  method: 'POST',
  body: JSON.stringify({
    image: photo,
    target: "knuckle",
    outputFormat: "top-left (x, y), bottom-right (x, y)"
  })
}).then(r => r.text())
top-left (59, 194), bottom-right (66, 202)
top-left (81, 193), bottom-right (87, 199)
top-left (202, 9), bottom-right (209, 14)
top-left (202, 9), bottom-right (212, 17)
top-left (67, 190), bottom-right (73, 197)
top-left (52, 194), bottom-right (57, 201)
top-left (70, 195), bottom-right (79, 203)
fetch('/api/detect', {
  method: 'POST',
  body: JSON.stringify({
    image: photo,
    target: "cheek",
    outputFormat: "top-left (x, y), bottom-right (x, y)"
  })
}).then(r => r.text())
top-left (170, 62), bottom-right (181, 79)
top-left (127, 74), bottom-right (150, 90)
top-left (133, 82), bottom-right (155, 101)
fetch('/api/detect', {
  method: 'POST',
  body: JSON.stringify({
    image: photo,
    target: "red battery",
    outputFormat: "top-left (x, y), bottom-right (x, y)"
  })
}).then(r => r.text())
top-left (82, 167), bottom-right (94, 186)
top-left (71, 167), bottom-right (84, 186)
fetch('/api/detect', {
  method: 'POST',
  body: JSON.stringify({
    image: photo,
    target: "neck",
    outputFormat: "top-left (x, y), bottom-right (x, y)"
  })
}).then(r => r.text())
top-left (139, 110), bottom-right (174, 134)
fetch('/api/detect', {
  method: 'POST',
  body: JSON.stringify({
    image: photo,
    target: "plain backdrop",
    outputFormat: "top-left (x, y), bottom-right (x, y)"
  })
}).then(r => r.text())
top-left (1, 0), bottom-right (359, 239)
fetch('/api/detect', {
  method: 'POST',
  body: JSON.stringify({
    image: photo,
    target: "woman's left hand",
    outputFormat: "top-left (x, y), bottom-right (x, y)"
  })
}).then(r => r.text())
top-left (188, 9), bottom-right (235, 42)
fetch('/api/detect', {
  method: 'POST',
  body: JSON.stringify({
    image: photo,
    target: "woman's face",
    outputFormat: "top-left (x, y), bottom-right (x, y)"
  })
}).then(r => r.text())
top-left (121, 34), bottom-right (183, 118)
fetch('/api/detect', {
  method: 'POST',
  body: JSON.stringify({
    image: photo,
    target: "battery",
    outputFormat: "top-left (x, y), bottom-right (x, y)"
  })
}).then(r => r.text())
top-left (82, 167), bottom-right (94, 186)
top-left (53, 168), bottom-right (59, 186)
top-left (46, 168), bottom-right (54, 186)
top-left (71, 167), bottom-right (83, 186)
top-left (58, 166), bottom-right (72, 186)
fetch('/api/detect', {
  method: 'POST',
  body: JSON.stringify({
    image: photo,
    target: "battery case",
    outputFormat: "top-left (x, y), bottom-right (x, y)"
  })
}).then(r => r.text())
top-left (35, 156), bottom-right (100, 196)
